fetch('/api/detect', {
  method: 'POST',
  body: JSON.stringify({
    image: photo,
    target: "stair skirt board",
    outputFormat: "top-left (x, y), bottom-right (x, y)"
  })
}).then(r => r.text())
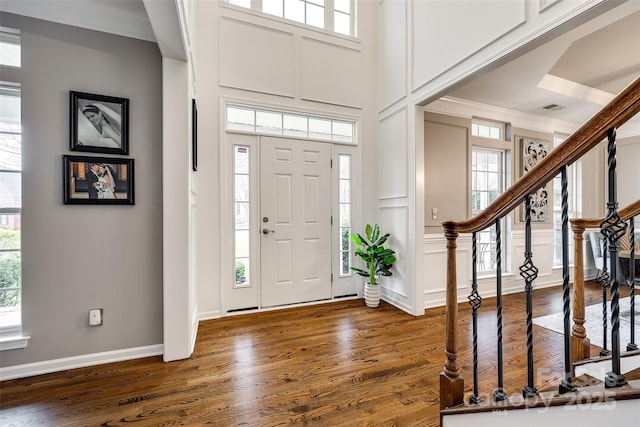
top-left (442, 382), bottom-right (640, 426)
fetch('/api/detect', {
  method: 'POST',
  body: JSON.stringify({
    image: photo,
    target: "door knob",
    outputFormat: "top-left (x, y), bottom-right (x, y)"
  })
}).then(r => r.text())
top-left (262, 228), bottom-right (275, 235)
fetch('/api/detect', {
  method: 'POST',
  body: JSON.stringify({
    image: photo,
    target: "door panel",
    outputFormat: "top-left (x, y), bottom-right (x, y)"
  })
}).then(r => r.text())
top-left (261, 137), bottom-right (331, 307)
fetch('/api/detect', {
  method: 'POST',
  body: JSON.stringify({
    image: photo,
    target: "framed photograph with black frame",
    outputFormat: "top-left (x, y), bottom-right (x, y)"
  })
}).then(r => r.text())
top-left (63, 155), bottom-right (134, 205)
top-left (192, 98), bottom-right (197, 172)
top-left (70, 91), bottom-right (129, 155)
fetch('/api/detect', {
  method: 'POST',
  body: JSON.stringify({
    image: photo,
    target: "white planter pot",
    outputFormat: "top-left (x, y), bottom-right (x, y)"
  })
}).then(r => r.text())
top-left (364, 283), bottom-right (380, 307)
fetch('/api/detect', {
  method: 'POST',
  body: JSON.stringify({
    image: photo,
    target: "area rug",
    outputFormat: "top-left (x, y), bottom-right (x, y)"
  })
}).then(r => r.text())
top-left (532, 297), bottom-right (640, 349)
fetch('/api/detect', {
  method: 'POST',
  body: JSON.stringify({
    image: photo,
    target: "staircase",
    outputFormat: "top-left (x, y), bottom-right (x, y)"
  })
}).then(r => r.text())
top-left (439, 76), bottom-right (640, 424)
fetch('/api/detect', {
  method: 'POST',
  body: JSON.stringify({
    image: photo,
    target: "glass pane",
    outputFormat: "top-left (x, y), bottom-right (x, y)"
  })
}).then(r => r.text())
top-left (0, 223), bottom-right (20, 250)
top-left (0, 88), bottom-right (21, 172)
top-left (0, 41), bottom-right (20, 67)
top-left (334, 11), bottom-right (350, 35)
top-left (229, 0), bottom-right (251, 7)
top-left (263, 0), bottom-right (284, 16)
top-left (490, 126), bottom-right (501, 140)
top-left (283, 114), bottom-right (307, 137)
top-left (339, 155), bottom-right (350, 179)
top-left (308, 0), bottom-right (325, 6)
top-left (227, 107), bottom-right (255, 131)
top-left (339, 203), bottom-right (350, 227)
top-left (487, 152), bottom-right (499, 172)
top-left (332, 121), bottom-right (353, 142)
top-left (341, 227), bottom-right (350, 251)
top-left (0, 251), bottom-right (21, 291)
top-left (335, 0), bottom-right (350, 13)
top-left (471, 123), bottom-right (478, 136)
top-left (235, 202), bottom-right (250, 230)
top-left (488, 191), bottom-right (499, 204)
top-left (284, 0), bottom-right (305, 23)
top-left (0, 171), bottom-right (21, 209)
top-left (235, 258), bottom-right (250, 285)
top-left (309, 118), bottom-right (331, 140)
top-left (339, 179), bottom-right (350, 203)
top-left (477, 173), bottom-right (487, 191)
top-left (476, 152), bottom-right (487, 171)
top-left (256, 110), bottom-right (283, 134)
top-left (487, 172), bottom-right (498, 191)
top-left (234, 146), bottom-right (249, 174)
top-left (235, 175), bottom-right (249, 202)
top-left (306, 3), bottom-right (324, 28)
top-left (235, 230), bottom-right (250, 258)
top-left (341, 251), bottom-right (350, 275)
top-left (471, 191), bottom-right (480, 211)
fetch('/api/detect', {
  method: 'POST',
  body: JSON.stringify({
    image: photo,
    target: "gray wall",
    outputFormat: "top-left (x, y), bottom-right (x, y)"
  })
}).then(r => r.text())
top-left (0, 13), bottom-right (163, 367)
top-left (424, 113), bottom-right (470, 234)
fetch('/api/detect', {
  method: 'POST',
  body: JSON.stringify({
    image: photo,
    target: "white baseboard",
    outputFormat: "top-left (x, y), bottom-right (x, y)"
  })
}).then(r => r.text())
top-left (198, 310), bottom-right (222, 321)
top-left (0, 344), bottom-right (164, 381)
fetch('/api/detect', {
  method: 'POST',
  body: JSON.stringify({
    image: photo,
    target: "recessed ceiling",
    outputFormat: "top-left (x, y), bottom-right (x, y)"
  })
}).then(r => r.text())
top-left (444, 3), bottom-right (640, 126)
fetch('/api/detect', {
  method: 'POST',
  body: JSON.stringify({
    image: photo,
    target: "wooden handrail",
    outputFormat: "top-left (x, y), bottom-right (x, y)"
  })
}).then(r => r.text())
top-left (571, 199), bottom-right (640, 229)
top-left (570, 199), bottom-right (640, 363)
top-left (443, 76), bottom-right (640, 235)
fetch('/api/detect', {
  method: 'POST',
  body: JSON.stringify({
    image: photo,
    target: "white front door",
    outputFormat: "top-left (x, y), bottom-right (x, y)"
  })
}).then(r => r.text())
top-left (260, 137), bottom-right (332, 307)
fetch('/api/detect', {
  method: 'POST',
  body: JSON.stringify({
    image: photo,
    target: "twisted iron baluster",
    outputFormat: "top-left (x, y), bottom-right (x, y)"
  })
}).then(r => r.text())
top-left (598, 238), bottom-right (611, 357)
top-left (559, 166), bottom-right (576, 394)
top-left (469, 232), bottom-right (482, 404)
top-left (627, 217), bottom-right (637, 351)
top-left (600, 127), bottom-right (627, 388)
top-left (520, 195), bottom-right (539, 398)
top-left (494, 220), bottom-right (507, 402)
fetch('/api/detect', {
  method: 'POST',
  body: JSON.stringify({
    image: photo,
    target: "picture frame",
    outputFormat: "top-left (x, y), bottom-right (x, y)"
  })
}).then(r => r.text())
top-left (70, 91), bottom-right (129, 155)
top-left (520, 138), bottom-right (550, 222)
top-left (192, 98), bottom-right (198, 172)
top-left (63, 155), bottom-right (134, 205)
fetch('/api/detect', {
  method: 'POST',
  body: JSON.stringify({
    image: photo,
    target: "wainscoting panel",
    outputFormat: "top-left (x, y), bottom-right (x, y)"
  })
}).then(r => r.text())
top-left (423, 230), bottom-right (567, 309)
top-left (300, 37), bottom-right (362, 108)
top-left (379, 107), bottom-right (408, 200)
top-left (379, 0), bottom-right (407, 109)
top-left (380, 204), bottom-right (410, 314)
top-left (219, 17), bottom-right (295, 98)
top-left (412, 0), bottom-right (525, 91)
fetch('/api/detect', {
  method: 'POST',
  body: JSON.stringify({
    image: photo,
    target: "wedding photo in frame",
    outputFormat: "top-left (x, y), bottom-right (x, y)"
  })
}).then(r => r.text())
top-left (63, 155), bottom-right (134, 205)
top-left (70, 91), bottom-right (129, 155)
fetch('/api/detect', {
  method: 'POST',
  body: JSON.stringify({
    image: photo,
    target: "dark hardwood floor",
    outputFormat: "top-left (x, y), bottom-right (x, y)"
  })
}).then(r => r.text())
top-left (0, 281), bottom-right (632, 426)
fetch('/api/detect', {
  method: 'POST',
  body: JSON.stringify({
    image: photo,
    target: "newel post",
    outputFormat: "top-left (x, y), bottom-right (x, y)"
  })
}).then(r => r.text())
top-left (570, 220), bottom-right (591, 362)
top-left (440, 224), bottom-right (464, 409)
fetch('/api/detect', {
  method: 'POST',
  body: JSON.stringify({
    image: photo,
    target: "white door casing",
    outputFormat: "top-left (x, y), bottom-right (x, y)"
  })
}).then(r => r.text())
top-left (260, 137), bottom-right (332, 307)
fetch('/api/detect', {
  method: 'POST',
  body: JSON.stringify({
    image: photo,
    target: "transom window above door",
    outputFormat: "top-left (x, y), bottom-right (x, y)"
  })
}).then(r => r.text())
top-left (226, 104), bottom-right (357, 144)
top-left (226, 0), bottom-right (356, 37)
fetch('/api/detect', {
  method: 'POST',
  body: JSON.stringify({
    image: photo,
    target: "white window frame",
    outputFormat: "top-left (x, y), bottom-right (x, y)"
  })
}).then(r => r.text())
top-left (224, 0), bottom-right (357, 38)
top-left (0, 65), bottom-right (28, 348)
top-left (226, 104), bottom-right (358, 145)
top-left (470, 118), bottom-right (512, 276)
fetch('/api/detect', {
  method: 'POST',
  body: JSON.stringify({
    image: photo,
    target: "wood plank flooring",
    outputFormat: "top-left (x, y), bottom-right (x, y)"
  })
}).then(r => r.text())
top-left (0, 281), bottom-right (632, 426)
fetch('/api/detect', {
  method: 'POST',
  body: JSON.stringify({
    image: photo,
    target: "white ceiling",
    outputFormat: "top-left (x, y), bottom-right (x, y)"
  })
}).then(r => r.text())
top-left (3, 0), bottom-right (639, 128)
top-left (1, 0), bottom-right (156, 42)
top-left (446, 2), bottom-right (640, 126)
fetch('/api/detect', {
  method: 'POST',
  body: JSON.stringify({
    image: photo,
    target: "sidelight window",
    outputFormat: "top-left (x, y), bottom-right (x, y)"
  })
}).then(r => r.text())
top-left (234, 145), bottom-right (251, 288)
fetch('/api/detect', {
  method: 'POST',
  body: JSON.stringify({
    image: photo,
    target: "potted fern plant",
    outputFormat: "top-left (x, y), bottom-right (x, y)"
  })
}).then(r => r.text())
top-left (350, 224), bottom-right (396, 307)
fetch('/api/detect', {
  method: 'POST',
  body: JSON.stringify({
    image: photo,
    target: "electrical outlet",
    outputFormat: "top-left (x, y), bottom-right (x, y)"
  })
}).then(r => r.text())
top-left (89, 309), bottom-right (103, 326)
top-left (432, 208), bottom-right (438, 220)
